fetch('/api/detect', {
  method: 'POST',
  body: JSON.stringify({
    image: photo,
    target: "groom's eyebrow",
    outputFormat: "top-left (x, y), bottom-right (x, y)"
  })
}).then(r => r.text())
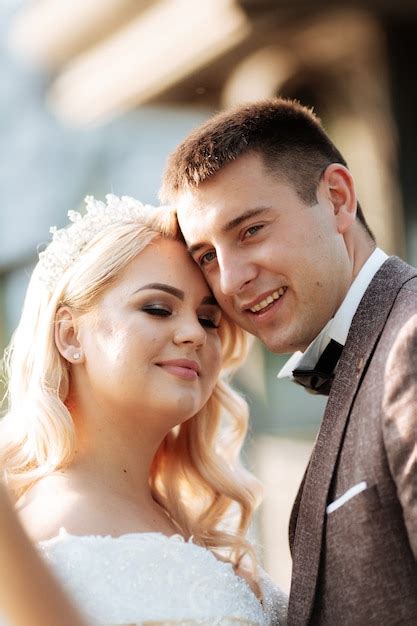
top-left (188, 242), bottom-right (207, 256)
top-left (187, 207), bottom-right (271, 256)
top-left (222, 207), bottom-right (271, 233)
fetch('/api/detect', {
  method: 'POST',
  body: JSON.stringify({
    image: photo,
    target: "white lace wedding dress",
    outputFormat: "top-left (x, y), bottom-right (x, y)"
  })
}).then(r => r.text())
top-left (2, 529), bottom-right (287, 625)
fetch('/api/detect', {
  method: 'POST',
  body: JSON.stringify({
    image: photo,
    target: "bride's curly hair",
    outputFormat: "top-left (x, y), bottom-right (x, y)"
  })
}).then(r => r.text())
top-left (0, 203), bottom-right (262, 574)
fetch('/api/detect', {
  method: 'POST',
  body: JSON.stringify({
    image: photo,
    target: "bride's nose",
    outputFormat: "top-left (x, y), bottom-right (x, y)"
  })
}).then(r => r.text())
top-left (173, 315), bottom-right (207, 347)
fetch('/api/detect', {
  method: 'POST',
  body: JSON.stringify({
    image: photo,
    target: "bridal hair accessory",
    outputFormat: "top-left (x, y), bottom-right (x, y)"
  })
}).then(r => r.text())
top-left (38, 194), bottom-right (155, 292)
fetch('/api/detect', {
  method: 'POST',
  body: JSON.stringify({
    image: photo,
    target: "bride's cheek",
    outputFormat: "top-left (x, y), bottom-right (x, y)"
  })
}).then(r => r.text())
top-left (211, 340), bottom-right (222, 371)
top-left (204, 353), bottom-right (221, 391)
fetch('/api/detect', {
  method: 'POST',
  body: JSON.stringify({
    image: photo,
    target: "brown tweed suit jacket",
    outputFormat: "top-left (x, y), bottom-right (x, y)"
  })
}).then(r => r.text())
top-left (288, 256), bottom-right (417, 625)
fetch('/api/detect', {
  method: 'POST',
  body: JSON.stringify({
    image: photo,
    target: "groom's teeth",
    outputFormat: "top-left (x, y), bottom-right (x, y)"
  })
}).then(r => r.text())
top-left (250, 288), bottom-right (286, 313)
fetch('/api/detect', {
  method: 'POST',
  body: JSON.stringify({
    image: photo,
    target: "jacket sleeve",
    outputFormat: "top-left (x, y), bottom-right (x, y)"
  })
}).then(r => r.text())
top-left (382, 313), bottom-right (417, 558)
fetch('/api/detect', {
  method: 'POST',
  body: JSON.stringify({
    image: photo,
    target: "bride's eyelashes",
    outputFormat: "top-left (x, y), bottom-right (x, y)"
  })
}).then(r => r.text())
top-left (141, 304), bottom-right (171, 317)
top-left (141, 304), bottom-right (221, 329)
top-left (198, 317), bottom-right (220, 329)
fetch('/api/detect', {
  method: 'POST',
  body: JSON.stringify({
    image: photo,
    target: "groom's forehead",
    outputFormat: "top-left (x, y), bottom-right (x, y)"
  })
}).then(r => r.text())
top-left (176, 198), bottom-right (218, 245)
top-left (175, 189), bottom-right (219, 224)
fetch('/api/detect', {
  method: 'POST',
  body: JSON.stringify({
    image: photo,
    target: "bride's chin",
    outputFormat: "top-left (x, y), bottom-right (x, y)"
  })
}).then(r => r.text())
top-left (166, 398), bottom-right (204, 428)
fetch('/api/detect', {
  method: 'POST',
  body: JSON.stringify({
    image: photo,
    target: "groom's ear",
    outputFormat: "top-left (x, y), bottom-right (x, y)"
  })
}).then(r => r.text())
top-left (321, 163), bottom-right (357, 235)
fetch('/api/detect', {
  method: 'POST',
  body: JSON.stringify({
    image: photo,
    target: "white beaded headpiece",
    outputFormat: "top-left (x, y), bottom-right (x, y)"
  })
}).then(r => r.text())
top-left (38, 194), bottom-right (156, 292)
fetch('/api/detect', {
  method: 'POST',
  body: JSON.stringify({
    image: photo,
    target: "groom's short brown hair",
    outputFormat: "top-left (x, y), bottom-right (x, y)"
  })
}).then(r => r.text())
top-left (160, 98), bottom-right (374, 240)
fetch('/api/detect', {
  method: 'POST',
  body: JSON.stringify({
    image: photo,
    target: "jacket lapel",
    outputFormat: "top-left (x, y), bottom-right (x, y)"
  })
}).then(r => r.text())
top-left (289, 462), bottom-right (308, 552)
top-left (288, 257), bottom-right (417, 625)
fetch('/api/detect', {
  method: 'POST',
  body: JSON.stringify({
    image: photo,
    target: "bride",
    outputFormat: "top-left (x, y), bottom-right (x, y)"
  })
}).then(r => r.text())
top-left (0, 195), bottom-right (287, 625)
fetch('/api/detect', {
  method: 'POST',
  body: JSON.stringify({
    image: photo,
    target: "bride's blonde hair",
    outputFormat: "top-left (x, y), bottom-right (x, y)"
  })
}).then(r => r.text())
top-left (0, 201), bottom-right (262, 571)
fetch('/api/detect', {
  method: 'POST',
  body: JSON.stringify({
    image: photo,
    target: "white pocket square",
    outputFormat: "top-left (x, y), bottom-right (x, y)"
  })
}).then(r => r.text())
top-left (326, 481), bottom-right (367, 514)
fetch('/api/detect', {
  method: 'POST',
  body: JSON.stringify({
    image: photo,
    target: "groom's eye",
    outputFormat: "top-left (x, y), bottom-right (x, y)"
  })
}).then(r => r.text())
top-left (243, 224), bottom-right (263, 239)
top-left (199, 250), bottom-right (217, 266)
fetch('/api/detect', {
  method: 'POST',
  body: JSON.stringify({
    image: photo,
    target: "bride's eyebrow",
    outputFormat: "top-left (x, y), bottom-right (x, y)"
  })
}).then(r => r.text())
top-left (133, 283), bottom-right (184, 300)
top-left (132, 284), bottom-right (218, 307)
top-left (201, 295), bottom-right (219, 306)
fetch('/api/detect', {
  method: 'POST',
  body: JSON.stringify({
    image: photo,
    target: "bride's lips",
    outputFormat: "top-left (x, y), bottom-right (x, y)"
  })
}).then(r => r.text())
top-left (156, 359), bottom-right (200, 381)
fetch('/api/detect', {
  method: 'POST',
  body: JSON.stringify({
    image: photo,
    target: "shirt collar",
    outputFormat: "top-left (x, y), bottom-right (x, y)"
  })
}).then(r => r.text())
top-left (278, 247), bottom-right (388, 380)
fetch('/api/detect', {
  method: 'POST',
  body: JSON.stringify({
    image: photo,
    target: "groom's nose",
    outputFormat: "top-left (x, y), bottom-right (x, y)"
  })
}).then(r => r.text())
top-left (217, 251), bottom-right (257, 296)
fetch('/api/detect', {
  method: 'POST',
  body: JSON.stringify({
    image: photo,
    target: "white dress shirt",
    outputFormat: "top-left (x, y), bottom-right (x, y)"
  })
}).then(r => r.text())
top-left (278, 248), bottom-right (389, 380)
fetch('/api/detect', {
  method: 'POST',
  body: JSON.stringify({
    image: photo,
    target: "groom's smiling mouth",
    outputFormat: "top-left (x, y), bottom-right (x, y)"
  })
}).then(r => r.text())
top-left (243, 287), bottom-right (288, 315)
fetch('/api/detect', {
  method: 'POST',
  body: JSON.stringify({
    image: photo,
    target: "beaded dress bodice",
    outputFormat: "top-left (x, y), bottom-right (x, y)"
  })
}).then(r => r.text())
top-left (2, 529), bottom-right (287, 625)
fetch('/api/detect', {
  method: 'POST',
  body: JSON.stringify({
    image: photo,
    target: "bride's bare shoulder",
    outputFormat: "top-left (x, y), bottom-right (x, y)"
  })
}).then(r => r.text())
top-left (16, 473), bottom-right (95, 542)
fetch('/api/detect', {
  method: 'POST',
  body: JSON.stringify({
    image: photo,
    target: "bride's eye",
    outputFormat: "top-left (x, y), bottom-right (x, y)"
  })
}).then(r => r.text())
top-left (142, 305), bottom-right (171, 317)
top-left (198, 317), bottom-right (220, 329)
top-left (198, 308), bottom-right (221, 329)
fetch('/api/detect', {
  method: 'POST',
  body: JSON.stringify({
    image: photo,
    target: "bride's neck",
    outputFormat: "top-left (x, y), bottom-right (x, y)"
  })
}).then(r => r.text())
top-left (67, 406), bottom-right (166, 506)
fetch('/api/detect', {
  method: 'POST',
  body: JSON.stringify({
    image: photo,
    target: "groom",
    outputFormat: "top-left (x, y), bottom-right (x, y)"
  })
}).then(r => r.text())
top-left (160, 98), bottom-right (417, 624)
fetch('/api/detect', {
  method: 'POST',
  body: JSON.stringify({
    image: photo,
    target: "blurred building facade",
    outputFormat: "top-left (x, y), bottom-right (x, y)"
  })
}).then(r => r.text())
top-left (1, 0), bottom-right (417, 591)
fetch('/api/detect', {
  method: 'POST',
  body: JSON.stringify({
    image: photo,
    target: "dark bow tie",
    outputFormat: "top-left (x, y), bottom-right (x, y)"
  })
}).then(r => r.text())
top-left (292, 339), bottom-right (344, 396)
